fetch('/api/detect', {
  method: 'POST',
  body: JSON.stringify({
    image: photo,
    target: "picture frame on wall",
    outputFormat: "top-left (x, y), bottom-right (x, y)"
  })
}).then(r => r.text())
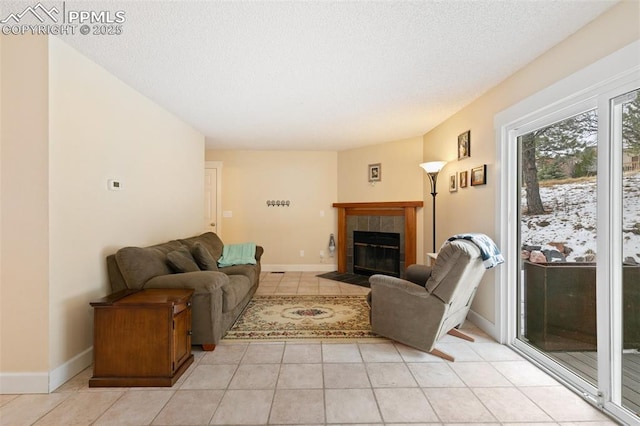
top-left (368, 163), bottom-right (381, 182)
top-left (459, 170), bottom-right (468, 188)
top-left (471, 164), bottom-right (487, 186)
top-left (458, 130), bottom-right (470, 160)
top-left (449, 172), bottom-right (458, 192)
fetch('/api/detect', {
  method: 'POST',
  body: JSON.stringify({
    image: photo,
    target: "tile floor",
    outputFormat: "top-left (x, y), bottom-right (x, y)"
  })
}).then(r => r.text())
top-left (0, 272), bottom-right (618, 425)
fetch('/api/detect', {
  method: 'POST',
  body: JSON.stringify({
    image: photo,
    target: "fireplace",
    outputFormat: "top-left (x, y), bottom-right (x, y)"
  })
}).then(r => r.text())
top-left (353, 231), bottom-right (400, 277)
top-left (332, 201), bottom-right (423, 279)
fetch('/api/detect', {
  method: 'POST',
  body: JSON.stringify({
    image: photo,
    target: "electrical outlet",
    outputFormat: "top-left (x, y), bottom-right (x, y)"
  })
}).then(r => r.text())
top-left (299, 250), bottom-right (305, 257)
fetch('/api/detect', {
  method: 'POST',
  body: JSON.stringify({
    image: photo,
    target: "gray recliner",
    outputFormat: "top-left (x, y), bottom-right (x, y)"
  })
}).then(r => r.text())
top-left (368, 238), bottom-right (488, 361)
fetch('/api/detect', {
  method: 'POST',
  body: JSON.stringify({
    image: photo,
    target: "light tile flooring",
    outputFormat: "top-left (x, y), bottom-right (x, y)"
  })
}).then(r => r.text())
top-left (0, 272), bottom-right (618, 425)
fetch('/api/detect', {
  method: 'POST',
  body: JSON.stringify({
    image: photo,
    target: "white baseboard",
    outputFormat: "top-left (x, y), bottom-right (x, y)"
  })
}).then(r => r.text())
top-left (49, 347), bottom-right (93, 392)
top-left (0, 372), bottom-right (49, 394)
top-left (466, 309), bottom-right (500, 342)
top-left (0, 347), bottom-right (93, 394)
top-left (262, 264), bottom-right (336, 272)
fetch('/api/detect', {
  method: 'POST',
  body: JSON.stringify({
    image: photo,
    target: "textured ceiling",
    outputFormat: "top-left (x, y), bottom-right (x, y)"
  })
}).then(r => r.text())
top-left (55, 0), bottom-right (618, 150)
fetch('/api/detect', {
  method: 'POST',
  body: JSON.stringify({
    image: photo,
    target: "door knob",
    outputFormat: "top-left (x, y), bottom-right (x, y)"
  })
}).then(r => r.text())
top-left (210, 223), bottom-right (215, 226)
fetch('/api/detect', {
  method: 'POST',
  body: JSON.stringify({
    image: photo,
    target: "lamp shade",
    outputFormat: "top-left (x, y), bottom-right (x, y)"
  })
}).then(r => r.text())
top-left (419, 161), bottom-right (446, 174)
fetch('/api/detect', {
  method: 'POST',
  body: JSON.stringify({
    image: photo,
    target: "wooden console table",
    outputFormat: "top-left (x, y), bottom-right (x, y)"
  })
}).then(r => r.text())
top-left (89, 288), bottom-right (194, 387)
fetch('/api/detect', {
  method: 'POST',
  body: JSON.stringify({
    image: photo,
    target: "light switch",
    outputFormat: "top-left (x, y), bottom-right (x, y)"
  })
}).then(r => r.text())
top-left (107, 179), bottom-right (122, 191)
top-left (223, 211), bottom-right (233, 218)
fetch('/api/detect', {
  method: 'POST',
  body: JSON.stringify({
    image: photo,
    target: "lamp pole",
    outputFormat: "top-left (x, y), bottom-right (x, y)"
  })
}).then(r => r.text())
top-left (427, 172), bottom-right (439, 253)
top-left (419, 161), bottom-right (446, 254)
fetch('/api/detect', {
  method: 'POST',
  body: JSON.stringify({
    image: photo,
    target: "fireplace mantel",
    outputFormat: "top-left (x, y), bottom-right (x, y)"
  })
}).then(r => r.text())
top-left (332, 201), bottom-right (423, 274)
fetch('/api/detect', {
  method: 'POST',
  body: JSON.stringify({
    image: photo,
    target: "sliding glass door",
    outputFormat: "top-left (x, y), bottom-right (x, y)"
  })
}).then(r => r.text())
top-left (508, 83), bottom-right (640, 424)
top-left (516, 108), bottom-right (600, 387)
top-left (613, 88), bottom-right (640, 416)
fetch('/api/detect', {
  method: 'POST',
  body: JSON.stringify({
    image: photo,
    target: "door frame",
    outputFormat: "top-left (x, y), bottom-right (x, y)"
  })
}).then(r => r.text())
top-left (205, 161), bottom-right (223, 237)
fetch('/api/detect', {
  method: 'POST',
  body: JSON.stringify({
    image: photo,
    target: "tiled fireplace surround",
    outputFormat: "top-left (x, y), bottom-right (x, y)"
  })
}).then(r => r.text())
top-left (332, 202), bottom-right (423, 279)
top-left (347, 215), bottom-right (405, 276)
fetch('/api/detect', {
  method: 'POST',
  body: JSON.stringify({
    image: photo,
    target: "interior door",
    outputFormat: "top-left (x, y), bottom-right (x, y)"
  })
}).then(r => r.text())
top-left (204, 167), bottom-right (218, 233)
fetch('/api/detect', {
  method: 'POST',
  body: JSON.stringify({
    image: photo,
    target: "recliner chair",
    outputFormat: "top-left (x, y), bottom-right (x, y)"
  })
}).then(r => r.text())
top-left (368, 237), bottom-right (495, 361)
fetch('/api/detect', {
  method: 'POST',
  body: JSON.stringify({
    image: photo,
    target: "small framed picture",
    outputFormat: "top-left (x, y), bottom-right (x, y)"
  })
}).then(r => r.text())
top-left (368, 163), bottom-right (381, 182)
top-left (449, 173), bottom-right (458, 192)
top-left (471, 165), bottom-right (487, 186)
top-left (459, 170), bottom-right (468, 188)
top-left (458, 130), bottom-right (470, 160)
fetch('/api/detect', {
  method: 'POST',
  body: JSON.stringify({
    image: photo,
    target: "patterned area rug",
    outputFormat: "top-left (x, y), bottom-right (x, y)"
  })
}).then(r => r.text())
top-left (224, 295), bottom-right (381, 341)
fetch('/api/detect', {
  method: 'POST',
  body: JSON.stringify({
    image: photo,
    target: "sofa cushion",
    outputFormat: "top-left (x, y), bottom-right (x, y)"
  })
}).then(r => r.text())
top-left (221, 275), bottom-right (252, 313)
top-left (167, 247), bottom-right (201, 273)
top-left (219, 264), bottom-right (257, 286)
top-left (192, 242), bottom-right (219, 271)
top-left (115, 241), bottom-right (183, 289)
top-left (179, 232), bottom-right (225, 262)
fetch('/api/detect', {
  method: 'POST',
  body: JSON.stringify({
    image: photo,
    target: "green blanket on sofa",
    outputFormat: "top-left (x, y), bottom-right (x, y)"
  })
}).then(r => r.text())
top-left (218, 242), bottom-right (257, 267)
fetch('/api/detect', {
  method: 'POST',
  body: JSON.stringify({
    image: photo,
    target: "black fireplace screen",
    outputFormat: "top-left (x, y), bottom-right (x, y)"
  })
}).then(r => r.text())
top-left (353, 231), bottom-right (400, 277)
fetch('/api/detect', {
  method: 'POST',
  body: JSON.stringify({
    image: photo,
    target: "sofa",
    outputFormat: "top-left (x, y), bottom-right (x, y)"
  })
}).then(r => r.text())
top-left (106, 232), bottom-right (263, 349)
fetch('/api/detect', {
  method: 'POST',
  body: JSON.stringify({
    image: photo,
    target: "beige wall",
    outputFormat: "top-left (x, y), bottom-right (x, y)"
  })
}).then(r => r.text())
top-left (205, 150), bottom-right (338, 269)
top-left (0, 35), bottom-right (50, 387)
top-left (0, 35), bottom-right (205, 393)
top-left (422, 0), bottom-right (640, 324)
top-left (337, 136), bottom-right (425, 260)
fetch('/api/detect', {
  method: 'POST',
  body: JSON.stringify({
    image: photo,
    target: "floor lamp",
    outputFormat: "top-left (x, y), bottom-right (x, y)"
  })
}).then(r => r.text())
top-left (420, 161), bottom-right (447, 253)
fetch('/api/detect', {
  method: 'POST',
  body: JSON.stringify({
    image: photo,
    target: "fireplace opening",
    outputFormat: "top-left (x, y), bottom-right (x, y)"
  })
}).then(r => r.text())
top-left (353, 231), bottom-right (400, 277)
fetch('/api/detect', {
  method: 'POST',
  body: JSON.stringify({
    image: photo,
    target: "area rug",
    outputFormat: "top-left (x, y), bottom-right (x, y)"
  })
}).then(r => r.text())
top-left (316, 271), bottom-right (371, 288)
top-left (224, 295), bottom-right (381, 341)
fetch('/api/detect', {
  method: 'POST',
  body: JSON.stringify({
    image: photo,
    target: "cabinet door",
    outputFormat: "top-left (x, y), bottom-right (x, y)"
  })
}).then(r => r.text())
top-left (173, 307), bottom-right (191, 371)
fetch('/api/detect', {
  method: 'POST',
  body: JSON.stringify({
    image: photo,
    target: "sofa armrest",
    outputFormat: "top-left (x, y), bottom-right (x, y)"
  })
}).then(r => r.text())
top-left (255, 246), bottom-right (264, 262)
top-left (144, 271), bottom-right (229, 293)
top-left (369, 274), bottom-right (430, 298)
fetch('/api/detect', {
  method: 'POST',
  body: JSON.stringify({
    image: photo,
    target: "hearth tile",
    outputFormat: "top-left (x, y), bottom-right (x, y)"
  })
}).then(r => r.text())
top-left (229, 364), bottom-right (279, 389)
top-left (269, 389), bottom-right (325, 424)
top-left (283, 343), bottom-right (322, 363)
top-left (325, 388), bottom-right (382, 423)
top-left (423, 387), bottom-right (496, 423)
top-left (277, 363), bottom-right (323, 389)
top-left (241, 342), bottom-right (285, 364)
top-left (179, 364), bottom-right (236, 389)
top-left (366, 362), bottom-right (417, 388)
top-left (323, 363), bottom-right (370, 388)
top-left (408, 363), bottom-right (465, 388)
top-left (322, 343), bottom-right (362, 363)
top-left (359, 342), bottom-right (403, 362)
top-left (200, 343), bottom-right (248, 364)
top-left (152, 390), bottom-right (223, 425)
top-left (210, 389), bottom-right (273, 425)
top-left (374, 388), bottom-right (439, 423)
top-left (93, 390), bottom-right (173, 425)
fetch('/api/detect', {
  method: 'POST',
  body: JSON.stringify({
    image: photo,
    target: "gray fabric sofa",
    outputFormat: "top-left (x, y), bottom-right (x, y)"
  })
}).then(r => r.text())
top-left (106, 232), bottom-right (263, 349)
